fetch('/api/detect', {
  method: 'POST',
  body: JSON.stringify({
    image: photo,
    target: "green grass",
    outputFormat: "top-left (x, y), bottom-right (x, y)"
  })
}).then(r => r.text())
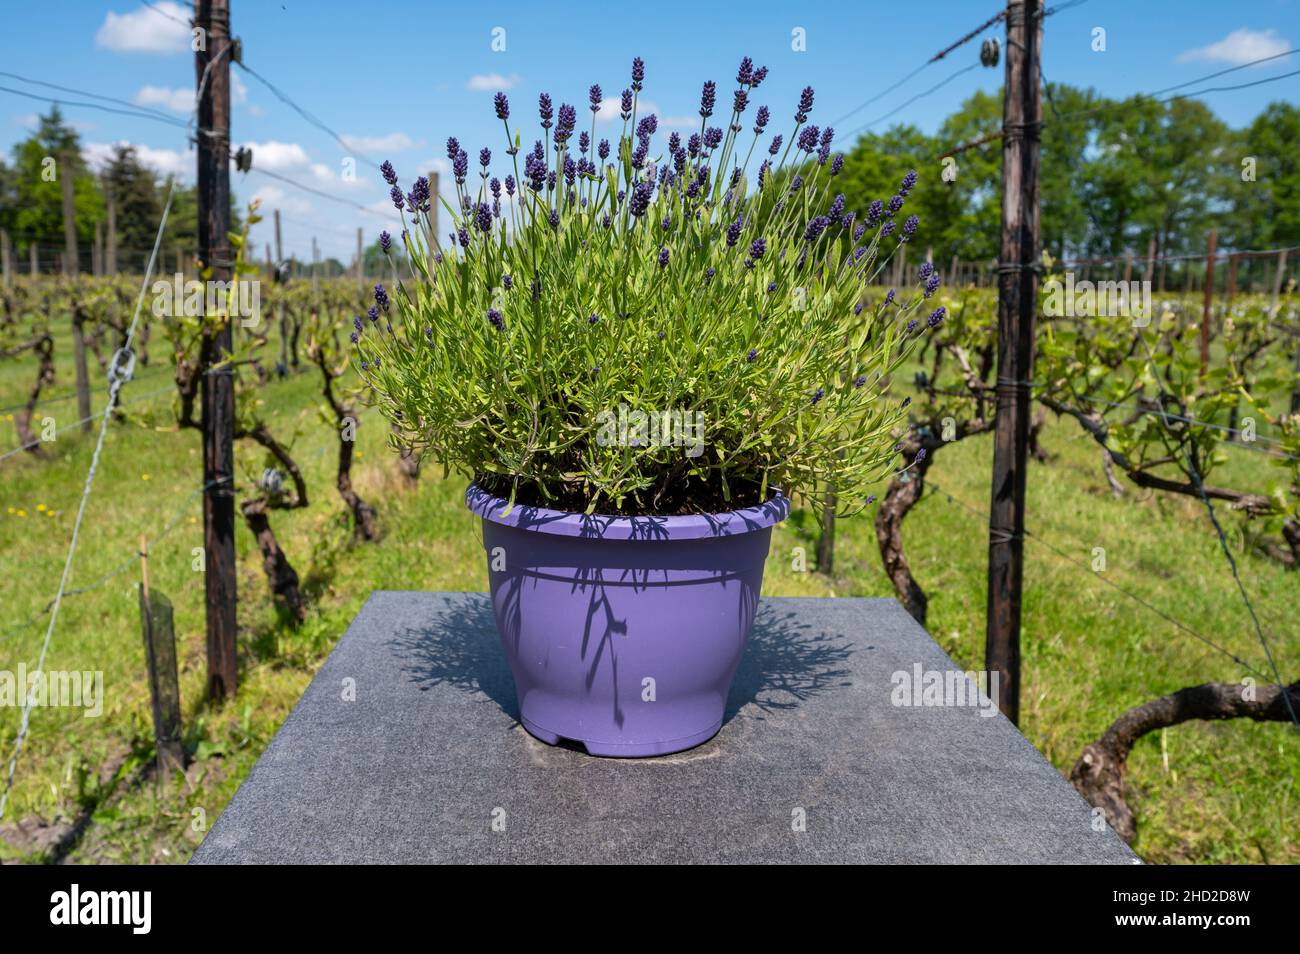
top-left (0, 319), bottom-right (1295, 864)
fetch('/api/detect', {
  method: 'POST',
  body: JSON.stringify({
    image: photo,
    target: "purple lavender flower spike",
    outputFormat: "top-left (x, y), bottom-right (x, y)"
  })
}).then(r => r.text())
top-left (747, 347), bottom-right (758, 362)
top-left (631, 57), bottom-right (645, 91)
top-left (658, 247), bottom-right (670, 268)
top-left (700, 80), bottom-right (716, 118)
top-left (795, 86), bottom-right (815, 123)
top-left (737, 57), bottom-right (754, 85)
top-left (589, 84), bottom-right (602, 113)
top-left (811, 387), bottom-right (824, 405)
top-left (380, 160), bottom-right (397, 186)
top-left (390, 184), bottom-right (404, 210)
top-left (379, 230), bottom-right (392, 253)
top-left (752, 65), bottom-right (769, 87)
top-left (620, 89), bottom-right (633, 120)
top-left (538, 92), bottom-right (553, 129)
top-left (830, 154), bottom-right (844, 176)
top-left (726, 216), bottom-right (743, 247)
top-left (494, 92), bottom-right (509, 121)
top-left (446, 137), bottom-right (459, 161)
top-left (797, 125), bottom-right (820, 153)
top-left (753, 105), bottom-right (770, 135)
top-left (927, 306), bottom-right (945, 328)
top-left (373, 284), bottom-right (389, 310)
top-left (487, 308), bottom-right (505, 331)
top-left (900, 169), bottom-right (917, 194)
top-left (768, 134), bottom-right (783, 157)
top-left (902, 214), bottom-right (918, 239)
top-left (854, 375), bottom-right (867, 388)
top-left (479, 147), bottom-right (491, 168)
top-left (881, 219), bottom-right (896, 237)
top-left (598, 138), bottom-right (610, 161)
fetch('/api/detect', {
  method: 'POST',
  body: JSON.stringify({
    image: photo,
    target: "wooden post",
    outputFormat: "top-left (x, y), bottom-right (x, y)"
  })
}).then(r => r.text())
top-left (948, 255), bottom-right (959, 287)
top-left (1271, 248), bottom-right (1289, 317)
top-left (62, 152), bottom-right (92, 433)
top-left (311, 235), bottom-right (320, 303)
top-left (1199, 230), bottom-right (1216, 378)
top-left (355, 226), bottom-right (363, 287)
top-left (274, 208), bottom-right (287, 372)
top-left (1145, 236), bottom-right (1156, 284)
top-left (106, 194), bottom-right (118, 275)
top-left (93, 220), bottom-right (103, 276)
top-left (176, 246), bottom-right (183, 278)
top-left (60, 153), bottom-right (80, 276)
top-left (29, 241), bottom-right (37, 275)
top-left (196, 0), bottom-right (238, 701)
top-left (1123, 251), bottom-right (1132, 286)
top-left (139, 536), bottom-right (185, 776)
top-left (0, 228), bottom-right (10, 288)
top-left (1226, 253), bottom-right (1238, 311)
top-left (985, 0), bottom-right (1042, 726)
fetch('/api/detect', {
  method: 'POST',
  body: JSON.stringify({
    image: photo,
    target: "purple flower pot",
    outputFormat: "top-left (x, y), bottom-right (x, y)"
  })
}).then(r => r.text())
top-left (467, 483), bottom-right (789, 757)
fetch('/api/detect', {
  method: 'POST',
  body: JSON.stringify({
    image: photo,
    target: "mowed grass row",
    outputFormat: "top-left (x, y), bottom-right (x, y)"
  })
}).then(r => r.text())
top-left (0, 316), bottom-right (1295, 864)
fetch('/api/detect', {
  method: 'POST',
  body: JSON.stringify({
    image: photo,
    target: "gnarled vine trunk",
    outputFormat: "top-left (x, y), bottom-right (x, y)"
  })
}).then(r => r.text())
top-left (239, 498), bottom-right (306, 622)
top-left (874, 444), bottom-right (934, 625)
top-left (1071, 679), bottom-right (1300, 844)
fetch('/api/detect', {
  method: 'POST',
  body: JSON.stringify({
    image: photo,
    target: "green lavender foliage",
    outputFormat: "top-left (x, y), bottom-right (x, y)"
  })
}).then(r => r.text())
top-left (357, 59), bottom-right (939, 515)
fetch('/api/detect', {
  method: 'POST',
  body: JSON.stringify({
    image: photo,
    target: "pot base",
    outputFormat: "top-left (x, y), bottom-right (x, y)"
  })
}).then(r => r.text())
top-left (521, 716), bottom-right (722, 758)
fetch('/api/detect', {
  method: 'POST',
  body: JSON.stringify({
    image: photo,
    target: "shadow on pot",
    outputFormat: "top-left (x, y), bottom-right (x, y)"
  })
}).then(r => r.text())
top-left (388, 594), bottom-right (855, 730)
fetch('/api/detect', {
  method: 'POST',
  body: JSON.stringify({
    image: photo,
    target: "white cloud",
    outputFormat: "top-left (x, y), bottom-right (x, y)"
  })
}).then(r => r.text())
top-left (231, 71), bottom-right (249, 106)
top-left (83, 140), bottom-right (190, 178)
top-left (95, 2), bottom-right (191, 55)
top-left (414, 157), bottom-right (453, 177)
top-left (592, 97), bottom-right (698, 131)
top-left (467, 72), bottom-right (521, 91)
top-left (135, 84), bottom-right (194, 114)
top-left (249, 185), bottom-right (312, 217)
top-left (238, 140), bottom-right (312, 171)
top-left (341, 132), bottom-right (420, 153)
top-left (1176, 28), bottom-right (1291, 66)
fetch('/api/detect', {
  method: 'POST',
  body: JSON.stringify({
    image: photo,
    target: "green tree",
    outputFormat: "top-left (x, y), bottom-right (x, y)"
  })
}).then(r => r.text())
top-left (8, 108), bottom-right (103, 270)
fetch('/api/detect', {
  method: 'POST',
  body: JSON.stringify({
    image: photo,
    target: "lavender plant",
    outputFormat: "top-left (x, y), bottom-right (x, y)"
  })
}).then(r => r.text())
top-left (357, 56), bottom-right (942, 516)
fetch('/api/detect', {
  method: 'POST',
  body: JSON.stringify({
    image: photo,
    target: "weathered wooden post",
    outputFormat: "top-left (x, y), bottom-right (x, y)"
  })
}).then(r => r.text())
top-left (1200, 229), bottom-right (1216, 378)
top-left (139, 536), bottom-right (185, 777)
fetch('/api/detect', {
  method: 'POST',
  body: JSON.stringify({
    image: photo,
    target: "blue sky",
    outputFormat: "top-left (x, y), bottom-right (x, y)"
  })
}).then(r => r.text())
top-left (1, 0), bottom-right (1297, 263)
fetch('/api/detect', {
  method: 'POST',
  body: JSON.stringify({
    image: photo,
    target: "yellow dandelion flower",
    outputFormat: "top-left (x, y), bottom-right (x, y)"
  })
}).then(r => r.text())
top-left (45, 510), bottom-right (55, 518)
top-left (142, 474), bottom-right (151, 481)
top-left (36, 503), bottom-right (46, 512)
top-left (6, 507), bottom-right (14, 515)
top-left (17, 509), bottom-right (26, 517)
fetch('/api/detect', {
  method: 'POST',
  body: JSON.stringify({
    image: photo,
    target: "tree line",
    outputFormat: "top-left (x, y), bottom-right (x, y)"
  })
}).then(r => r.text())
top-left (836, 85), bottom-right (1299, 273)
